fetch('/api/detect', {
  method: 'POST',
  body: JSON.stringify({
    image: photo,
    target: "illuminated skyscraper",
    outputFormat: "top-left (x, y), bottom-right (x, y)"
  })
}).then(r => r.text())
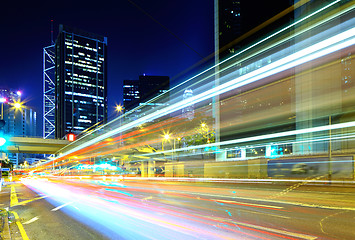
top-left (0, 89), bottom-right (37, 164)
top-left (55, 25), bottom-right (107, 139)
top-left (215, 0), bottom-right (292, 59)
top-left (123, 75), bottom-right (169, 121)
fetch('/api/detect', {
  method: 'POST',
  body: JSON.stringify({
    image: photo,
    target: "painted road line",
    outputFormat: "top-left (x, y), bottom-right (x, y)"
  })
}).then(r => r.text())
top-left (12, 196), bottom-right (48, 207)
top-left (226, 218), bottom-right (318, 240)
top-left (211, 199), bottom-right (284, 209)
top-left (211, 215), bottom-right (316, 240)
top-left (10, 186), bottom-right (18, 207)
top-left (237, 208), bottom-right (290, 219)
top-left (175, 191), bottom-right (355, 212)
top-left (11, 211), bottom-right (30, 240)
top-left (51, 201), bottom-right (74, 211)
top-left (23, 216), bottom-right (39, 225)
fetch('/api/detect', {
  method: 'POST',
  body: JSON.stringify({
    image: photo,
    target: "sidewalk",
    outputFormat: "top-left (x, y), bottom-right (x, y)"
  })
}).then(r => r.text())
top-left (0, 208), bottom-right (11, 240)
top-left (0, 181), bottom-right (11, 240)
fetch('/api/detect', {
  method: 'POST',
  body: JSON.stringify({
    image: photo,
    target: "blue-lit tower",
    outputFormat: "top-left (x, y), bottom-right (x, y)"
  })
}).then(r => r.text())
top-left (55, 25), bottom-right (108, 139)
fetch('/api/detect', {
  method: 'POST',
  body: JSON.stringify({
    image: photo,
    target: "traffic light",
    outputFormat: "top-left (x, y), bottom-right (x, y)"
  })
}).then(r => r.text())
top-left (0, 137), bottom-right (6, 147)
top-left (67, 133), bottom-right (76, 142)
top-left (0, 120), bottom-right (6, 147)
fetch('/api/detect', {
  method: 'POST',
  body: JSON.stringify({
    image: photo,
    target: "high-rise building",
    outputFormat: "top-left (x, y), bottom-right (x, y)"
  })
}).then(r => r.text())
top-left (123, 80), bottom-right (140, 112)
top-left (0, 89), bottom-right (37, 137)
top-left (215, 0), bottom-right (292, 60)
top-left (123, 75), bottom-right (169, 121)
top-left (0, 89), bottom-right (37, 164)
top-left (55, 25), bottom-right (107, 139)
top-left (215, 0), bottom-right (294, 160)
top-left (182, 89), bottom-right (194, 120)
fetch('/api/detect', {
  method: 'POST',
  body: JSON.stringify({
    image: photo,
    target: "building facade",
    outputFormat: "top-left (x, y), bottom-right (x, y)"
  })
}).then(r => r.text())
top-left (215, 0), bottom-right (294, 153)
top-left (55, 25), bottom-right (107, 139)
top-left (215, 0), bottom-right (293, 60)
top-left (123, 75), bottom-right (170, 121)
top-left (0, 89), bottom-right (37, 165)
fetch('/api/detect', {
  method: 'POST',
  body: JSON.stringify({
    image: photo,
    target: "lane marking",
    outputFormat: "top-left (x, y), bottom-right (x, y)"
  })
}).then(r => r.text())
top-left (51, 201), bottom-right (74, 211)
top-left (212, 199), bottom-right (284, 209)
top-left (237, 208), bottom-right (290, 219)
top-left (319, 210), bottom-right (349, 234)
top-left (142, 196), bottom-right (153, 201)
top-left (11, 211), bottom-right (30, 240)
top-left (10, 186), bottom-right (18, 207)
top-left (173, 191), bottom-right (355, 211)
top-left (12, 196), bottom-right (48, 207)
top-left (23, 216), bottom-right (39, 225)
top-left (225, 218), bottom-right (318, 240)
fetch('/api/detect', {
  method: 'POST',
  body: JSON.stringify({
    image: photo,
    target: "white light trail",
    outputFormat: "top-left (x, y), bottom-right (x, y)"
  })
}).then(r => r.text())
top-left (151, 121), bottom-right (355, 155)
top-left (49, 2), bottom-right (355, 162)
top-left (57, 27), bottom-right (355, 160)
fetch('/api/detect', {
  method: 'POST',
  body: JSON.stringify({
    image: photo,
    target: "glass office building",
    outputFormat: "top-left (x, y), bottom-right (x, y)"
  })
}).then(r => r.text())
top-left (55, 25), bottom-right (107, 139)
top-left (123, 75), bottom-right (170, 121)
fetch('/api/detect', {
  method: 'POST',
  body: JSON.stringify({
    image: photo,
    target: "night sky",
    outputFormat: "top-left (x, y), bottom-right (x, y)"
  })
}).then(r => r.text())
top-left (1, 0), bottom-right (215, 134)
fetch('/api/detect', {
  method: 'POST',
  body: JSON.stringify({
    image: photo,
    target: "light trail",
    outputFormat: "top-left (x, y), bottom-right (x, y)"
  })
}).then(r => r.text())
top-left (22, 177), bottom-right (323, 240)
top-left (149, 120), bottom-right (355, 156)
top-left (53, 0), bottom-right (353, 160)
top-left (53, 25), bottom-right (355, 161)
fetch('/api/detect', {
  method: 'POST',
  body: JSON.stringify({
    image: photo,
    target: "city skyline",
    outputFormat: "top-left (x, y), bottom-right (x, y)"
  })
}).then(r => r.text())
top-left (1, 0), bottom-right (215, 136)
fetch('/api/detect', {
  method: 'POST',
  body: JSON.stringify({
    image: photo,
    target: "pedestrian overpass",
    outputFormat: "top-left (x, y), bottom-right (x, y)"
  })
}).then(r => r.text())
top-left (4, 137), bottom-right (70, 154)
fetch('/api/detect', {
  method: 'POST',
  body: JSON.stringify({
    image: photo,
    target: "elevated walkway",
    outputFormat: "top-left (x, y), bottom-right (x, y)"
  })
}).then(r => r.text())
top-left (5, 137), bottom-right (69, 154)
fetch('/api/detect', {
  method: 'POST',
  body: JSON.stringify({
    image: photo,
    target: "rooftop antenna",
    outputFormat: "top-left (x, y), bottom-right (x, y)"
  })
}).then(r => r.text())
top-left (51, 19), bottom-right (54, 44)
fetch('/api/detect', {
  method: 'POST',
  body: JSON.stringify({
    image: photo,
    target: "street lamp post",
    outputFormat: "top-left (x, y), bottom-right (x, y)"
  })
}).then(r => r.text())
top-left (116, 105), bottom-right (123, 145)
top-left (162, 133), bottom-right (170, 159)
top-left (162, 134), bottom-right (180, 162)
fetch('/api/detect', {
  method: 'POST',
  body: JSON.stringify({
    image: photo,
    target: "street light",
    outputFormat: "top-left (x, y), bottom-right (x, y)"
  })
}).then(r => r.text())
top-left (116, 104), bottom-right (124, 145)
top-left (161, 133), bottom-right (180, 162)
top-left (116, 104), bottom-right (123, 113)
top-left (14, 102), bottom-right (21, 109)
top-left (162, 133), bottom-right (170, 152)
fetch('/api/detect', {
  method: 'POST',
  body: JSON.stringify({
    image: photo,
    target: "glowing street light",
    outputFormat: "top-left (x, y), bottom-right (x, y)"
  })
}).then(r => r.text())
top-left (115, 105), bottom-right (124, 146)
top-left (14, 102), bottom-right (22, 109)
top-left (116, 105), bottom-right (123, 113)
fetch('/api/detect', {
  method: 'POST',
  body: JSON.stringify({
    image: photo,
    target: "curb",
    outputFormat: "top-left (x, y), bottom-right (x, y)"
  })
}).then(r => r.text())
top-left (0, 209), bottom-right (11, 240)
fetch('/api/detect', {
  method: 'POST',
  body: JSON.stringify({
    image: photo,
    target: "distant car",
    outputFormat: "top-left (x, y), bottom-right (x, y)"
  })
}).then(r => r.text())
top-left (291, 163), bottom-right (308, 174)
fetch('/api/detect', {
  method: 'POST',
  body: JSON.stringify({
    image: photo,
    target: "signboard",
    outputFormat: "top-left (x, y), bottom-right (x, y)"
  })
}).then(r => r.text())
top-left (1, 168), bottom-right (10, 171)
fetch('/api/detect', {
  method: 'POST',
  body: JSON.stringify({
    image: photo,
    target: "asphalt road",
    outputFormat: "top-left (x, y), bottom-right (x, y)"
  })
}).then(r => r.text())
top-left (1, 182), bottom-right (109, 240)
top-left (2, 177), bottom-right (355, 240)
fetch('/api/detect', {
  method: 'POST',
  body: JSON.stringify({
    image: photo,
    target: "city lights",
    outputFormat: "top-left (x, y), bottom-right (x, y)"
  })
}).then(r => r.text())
top-left (4, 1), bottom-right (355, 240)
top-left (14, 102), bottom-right (22, 109)
top-left (116, 105), bottom-right (123, 112)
